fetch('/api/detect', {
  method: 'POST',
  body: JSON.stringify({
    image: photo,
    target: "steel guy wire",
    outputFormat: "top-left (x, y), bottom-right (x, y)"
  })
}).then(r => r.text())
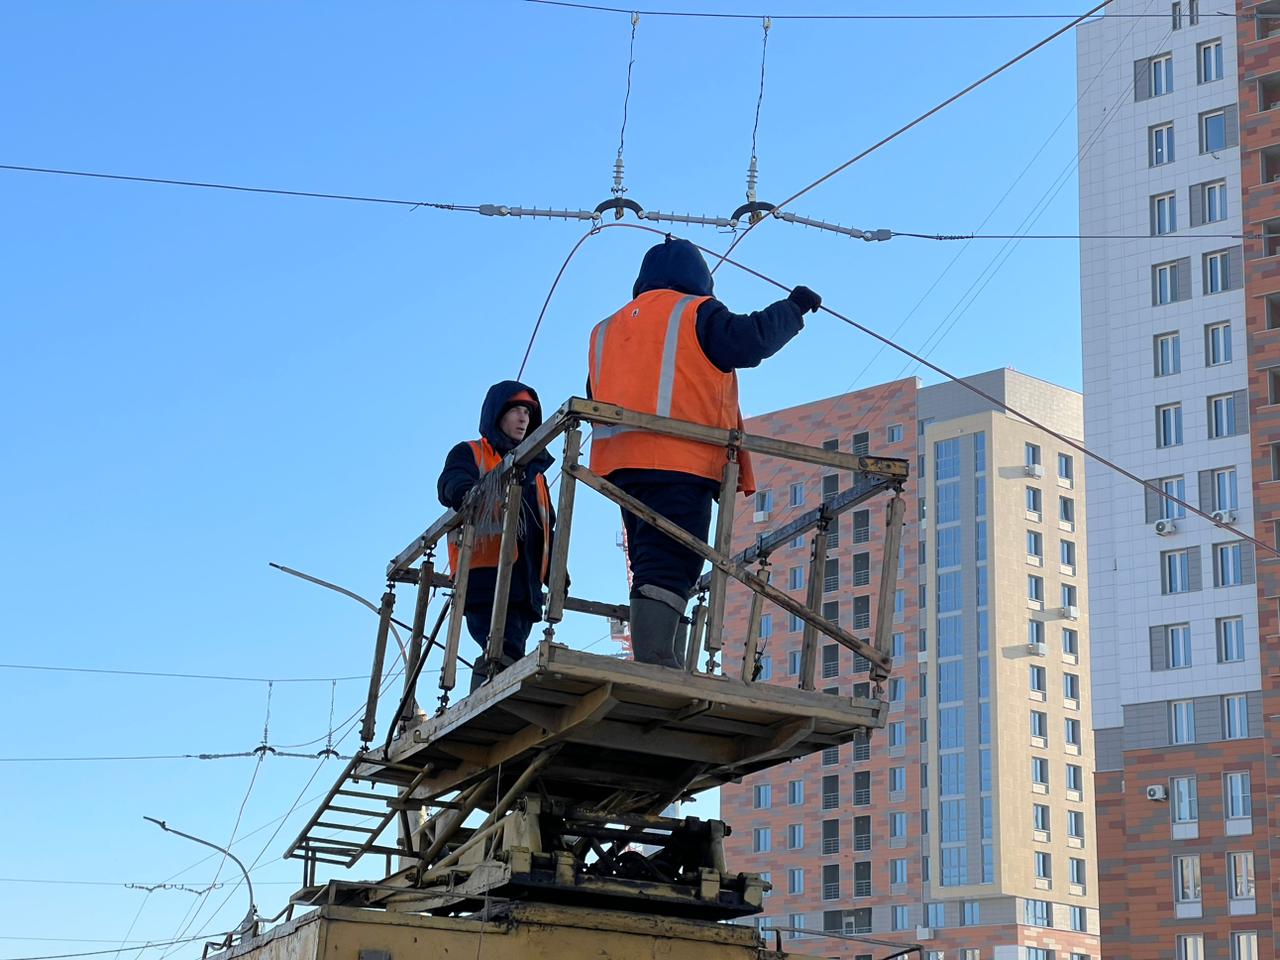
top-left (740, 0), bottom-right (1164, 534)
top-left (708, 0), bottom-right (1118, 273)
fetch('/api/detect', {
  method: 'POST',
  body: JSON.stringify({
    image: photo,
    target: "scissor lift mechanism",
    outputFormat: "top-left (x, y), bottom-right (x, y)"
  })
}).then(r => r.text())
top-left (283, 398), bottom-right (908, 919)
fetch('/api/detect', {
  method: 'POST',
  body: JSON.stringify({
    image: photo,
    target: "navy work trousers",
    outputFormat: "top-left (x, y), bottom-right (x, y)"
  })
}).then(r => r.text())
top-left (613, 472), bottom-right (714, 601)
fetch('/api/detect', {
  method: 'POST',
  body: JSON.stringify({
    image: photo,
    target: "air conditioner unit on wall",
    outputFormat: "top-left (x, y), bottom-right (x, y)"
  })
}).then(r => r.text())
top-left (753, 510), bottom-right (770, 523)
top-left (1147, 784), bottom-right (1169, 802)
top-left (1062, 605), bottom-right (1080, 621)
top-left (1210, 509), bottom-right (1237, 525)
top-left (1154, 518), bottom-right (1177, 536)
top-left (1027, 641), bottom-right (1047, 656)
top-left (1025, 463), bottom-right (1044, 479)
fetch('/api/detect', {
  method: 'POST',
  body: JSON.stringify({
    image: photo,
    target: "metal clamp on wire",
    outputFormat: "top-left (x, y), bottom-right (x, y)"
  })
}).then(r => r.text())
top-left (729, 201), bottom-right (775, 227)
top-left (594, 196), bottom-right (645, 221)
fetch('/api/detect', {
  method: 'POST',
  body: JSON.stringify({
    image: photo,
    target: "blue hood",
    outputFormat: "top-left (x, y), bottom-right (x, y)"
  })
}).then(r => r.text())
top-left (478, 380), bottom-right (552, 469)
top-left (632, 238), bottom-right (714, 299)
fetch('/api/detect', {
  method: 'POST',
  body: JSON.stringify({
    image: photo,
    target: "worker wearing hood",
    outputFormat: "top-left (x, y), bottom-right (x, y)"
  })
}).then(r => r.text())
top-left (588, 237), bottom-right (821, 668)
top-left (437, 380), bottom-right (555, 690)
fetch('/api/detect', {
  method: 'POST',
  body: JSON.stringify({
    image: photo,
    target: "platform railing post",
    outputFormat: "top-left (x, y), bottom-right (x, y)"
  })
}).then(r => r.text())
top-left (403, 556), bottom-right (434, 721)
top-left (440, 522), bottom-right (475, 701)
top-left (486, 474), bottom-right (525, 670)
top-left (685, 592), bottom-right (707, 673)
top-left (545, 425), bottom-right (581, 626)
top-left (798, 523), bottom-right (828, 692)
top-left (703, 456), bottom-right (740, 672)
top-left (359, 584), bottom-right (396, 745)
top-left (741, 557), bottom-right (770, 682)
top-left (871, 493), bottom-right (907, 683)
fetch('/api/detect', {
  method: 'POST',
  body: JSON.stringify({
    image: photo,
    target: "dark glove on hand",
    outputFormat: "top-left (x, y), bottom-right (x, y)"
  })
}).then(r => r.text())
top-left (788, 285), bottom-right (822, 314)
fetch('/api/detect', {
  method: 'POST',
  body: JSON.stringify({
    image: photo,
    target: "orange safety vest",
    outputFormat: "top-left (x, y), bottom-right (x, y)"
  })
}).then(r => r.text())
top-left (447, 439), bottom-right (553, 583)
top-left (587, 289), bottom-right (756, 494)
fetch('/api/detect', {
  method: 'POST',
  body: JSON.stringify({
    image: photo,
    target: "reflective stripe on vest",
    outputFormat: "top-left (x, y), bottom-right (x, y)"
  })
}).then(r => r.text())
top-left (587, 290), bottom-right (756, 493)
top-left (447, 438), bottom-right (553, 582)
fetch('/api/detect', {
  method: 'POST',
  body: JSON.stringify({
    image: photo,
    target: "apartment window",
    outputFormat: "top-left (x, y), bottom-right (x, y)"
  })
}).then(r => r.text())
top-left (1174, 855), bottom-right (1201, 904)
top-left (1152, 192), bottom-right (1177, 235)
top-left (1205, 248), bottom-right (1240, 294)
top-left (1171, 699), bottom-right (1196, 743)
top-left (1162, 548), bottom-right (1192, 594)
top-left (1218, 616), bottom-right (1245, 662)
top-left (1061, 540), bottom-right (1076, 568)
top-left (822, 473), bottom-right (838, 503)
top-left (1168, 624), bottom-right (1192, 668)
top-left (1070, 857), bottom-right (1086, 886)
top-left (1026, 530), bottom-right (1043, 558)
top-left (1209, 393), bottom-right (1238, 438)
top-left (1153, 259), bottom-right (1182, 303)
top-left (1206, 322), bottom-right (1231, 365)
top-left (1066, 764), bottom-right (1083, 792)
top-left (1223, 693), bottom-right (1249, 738)
top-left (753, 784), bottom-right (772, 809)
top-left (1059, 496), bottom-right (1075, 525)
top-left (1177, 936), bottom-right (1205, 960)
top-left (787, 822), bottom-right (804, 849)
top-left (1159, 475), bottom-right (1186, 519)
top-left (1026, 486), bottom-right (1043, 514)
top-left (891, 905), bottom-right (909, 931)
top-left (851, 430), bottom-right (869, 456)
top-left (787, 866), bottom-right (804, 895)
top-left (822, 774), bottom-right (840, 809)
top-left (1031, 710), bottom-right (1048, 739)
top-left (1033, 803), bottom-right (1050, 832)
top-left (1171, 776), bottom-right (1198, 823)
top-left (1032, 756), bottom-right (1050, 787)
top-left (1171, 1), bottom-right (1182, 29)
top-left (1151, 122), bottom-right (1175, 165)
top-left (1027, 951), bottom-right (1052, 960)
top-left (1201, 108), bottom-right (1234, 153)
top-left (1058, 453), bottom-right (1073, 482)
top-left (889, 858), bottom-right (907, 886)
top-left (787, 779), bottom-right (803, 805)
top-left (1028, 620), bottom-right (1045, 647)
top-left (788, 566), bottom-right (804, 590)
top-left (1067, 810), bottom-right (1084, 840)
top-left (1213, 466), bottom-right (1238, 511)
top-left (1154, 331), bottom-right (1181, 374)
top-left (788, 481), bottom-right (804, 507)
top-left (754, 489), bottom-right (773, 516)
top-left (752, 827), bottom-right (771, 852)
top-left (1156, 403), bottom-right (1183, 447)
top-left (1024, 898), bottom-right (1052, 928)
top-left (887, 423), bottom-right (903, 443)
top-left (1063, 628), bottom-right (1078, 656)
top-left (888, 766), bottom-right (906, 795)
top-left (925, 902), bottom-right (945, 928)
top-left (1189, 0), bottom-right (1199, 24)
top-left (1216, 542), bottom-right (1245, 587)
top-left (1231, 933), bottom-right (1258, 960)
top-left (1202, 179), bottom-right (1227, 223)
top-left (1224, 771), bottom-right (1251, 820)
top-left (1025, 442), bottom-right (1042, 468)
top-left (889, 811), bottom-right (907, 839)
top-left (1229, 851), bottom-right (1255, 900)
top-left (1064, 717), bottom-right (1081, 748)
top-left (1028, 575), bottom-right (1044, 602)
top-left (1029, 664), bottom-right (1047, 694)
top-left (1063, 672), bottom-right (1080, 702)
top-left (1198, 38), bottom-right (1223, 82)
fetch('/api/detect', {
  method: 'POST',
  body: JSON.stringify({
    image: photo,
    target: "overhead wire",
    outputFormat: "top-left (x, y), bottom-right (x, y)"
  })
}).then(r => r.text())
top-left (707, 0), bottom-right (1118, 273)
top-left (0, 935), bottom-right (221, 960)
top-left (527, 0), bottom-right (1237, 18)
top-left (0, 663), bottom-right (364, 683)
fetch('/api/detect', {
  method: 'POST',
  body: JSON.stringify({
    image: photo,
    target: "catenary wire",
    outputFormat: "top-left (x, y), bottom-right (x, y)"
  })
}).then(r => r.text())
top-left (709, 0), bottom-right (1117, 273)
top-left (0, 935), bottom-right (221, 960)
top-left (0, 663), bottom-right (364, 683)
top-left (0, 164), bottom-right (477, 212)
top-left (526, 0), bottom-right (1235, 19)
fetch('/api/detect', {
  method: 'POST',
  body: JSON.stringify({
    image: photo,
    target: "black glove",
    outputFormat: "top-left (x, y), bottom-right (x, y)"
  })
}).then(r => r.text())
top-left (788, 285), bottom-right (822, 314)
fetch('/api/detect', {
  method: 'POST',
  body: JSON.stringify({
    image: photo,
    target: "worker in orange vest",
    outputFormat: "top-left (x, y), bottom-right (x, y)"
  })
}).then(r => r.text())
top-left (437, 381), bottom-right (555, 691)
top-left (588, 237), bottom-right (821, 667)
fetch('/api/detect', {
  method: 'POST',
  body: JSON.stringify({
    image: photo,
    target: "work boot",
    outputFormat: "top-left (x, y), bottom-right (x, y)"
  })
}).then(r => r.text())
top-left (468, 653), bottom-right (516, 693)
top-left (673, 615), bottom-right (691, 669)
top-left (629, 585), bottom-right (687, 668)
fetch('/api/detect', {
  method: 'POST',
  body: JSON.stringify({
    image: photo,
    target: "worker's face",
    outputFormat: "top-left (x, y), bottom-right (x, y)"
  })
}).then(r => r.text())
top-left (500, 405), bottom-right (531, 442)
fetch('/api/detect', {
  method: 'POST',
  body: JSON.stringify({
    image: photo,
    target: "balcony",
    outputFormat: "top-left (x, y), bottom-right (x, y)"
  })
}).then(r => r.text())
top-left (853, 788), bottom-right (871, 806)
top-left (822, 792), bottom-right (839, 810)
top-left (853, 834), bottom-right (872, 852)
top-left (823, 883), bottom-right (840, 901)
top-left (822, 838), bottom-right (840, 855)
top-left (853, 526), bottom-right (870, 544)
top-left (854, 880), bottom-right (872, 898)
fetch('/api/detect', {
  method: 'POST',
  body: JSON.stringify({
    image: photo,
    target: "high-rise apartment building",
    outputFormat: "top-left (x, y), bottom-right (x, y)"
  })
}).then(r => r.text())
top-left (1078, 3), bottom-right (1276, 957)
top-left (721, 370), bottom-right (1099, 960)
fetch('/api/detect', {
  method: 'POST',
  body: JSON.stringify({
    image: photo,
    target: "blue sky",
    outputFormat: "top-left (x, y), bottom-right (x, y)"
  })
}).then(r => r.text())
top-left (1, 1), bottom-right (1087, 953)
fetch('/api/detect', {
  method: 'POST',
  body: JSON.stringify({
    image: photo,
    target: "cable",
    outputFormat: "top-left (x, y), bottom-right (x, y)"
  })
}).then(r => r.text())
top-left (0, 752), bottom-right (339, 763)
top-left (896, 230), bottom-right (1256, 241)
top-left (749, 16), bottom-right (769, 166)
top-left (517, 223), bottom-right (602, 379)
top-left (0, 164), bottom-right (476, 211)
top-left (0, 935), bottom-right (219, 960)
top-left (0, 663), bottom-right (363, 683)
top-left (0, 879), bottom-right (296, 887)
top-left (709, 0), bottom-right (1117, 272)
top-left (612, 12), bottom-right (639, 198)
top-left (527, 0), bottom-right (1236, 19)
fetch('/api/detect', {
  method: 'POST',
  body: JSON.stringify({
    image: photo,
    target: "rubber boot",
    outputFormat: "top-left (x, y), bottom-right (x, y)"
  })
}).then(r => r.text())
top-left (672, 615), bottom-right (691, 669)
top-left (629, 597), bottom-right (682, 667)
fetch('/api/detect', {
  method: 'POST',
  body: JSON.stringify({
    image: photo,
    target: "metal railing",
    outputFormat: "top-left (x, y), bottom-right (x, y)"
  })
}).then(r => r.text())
top-left (356, 397), bottom-right (908, 736)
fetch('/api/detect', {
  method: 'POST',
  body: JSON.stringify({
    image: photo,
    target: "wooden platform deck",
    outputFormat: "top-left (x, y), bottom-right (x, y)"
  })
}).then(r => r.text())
top-left (371, 639), bottom-right (886, 806)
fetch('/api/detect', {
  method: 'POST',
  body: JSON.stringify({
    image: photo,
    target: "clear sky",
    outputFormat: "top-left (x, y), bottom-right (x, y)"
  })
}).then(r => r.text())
top-left (0, 1), bottom-right (1087, 955)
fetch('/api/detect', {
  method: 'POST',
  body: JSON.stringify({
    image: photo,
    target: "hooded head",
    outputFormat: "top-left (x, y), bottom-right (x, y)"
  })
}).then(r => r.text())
top-left (632, 237), bottom-right (714, 300)
top-left (479, 380), bottom-right (546, 457)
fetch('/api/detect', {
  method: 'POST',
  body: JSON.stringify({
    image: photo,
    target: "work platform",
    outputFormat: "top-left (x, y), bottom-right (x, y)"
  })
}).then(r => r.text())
top-left (280, 397), bottom-right (908, 926)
